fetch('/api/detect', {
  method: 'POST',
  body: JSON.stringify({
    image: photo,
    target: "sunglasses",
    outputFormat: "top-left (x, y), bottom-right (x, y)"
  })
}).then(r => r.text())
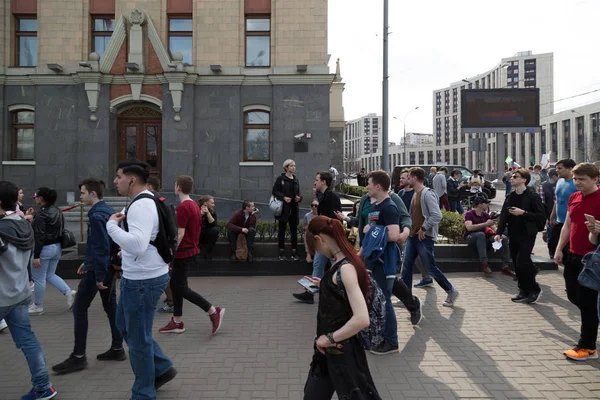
top-left (511, 174), bottom-right (522, 179)
top-left (311, 204), bottom-right (318, 208)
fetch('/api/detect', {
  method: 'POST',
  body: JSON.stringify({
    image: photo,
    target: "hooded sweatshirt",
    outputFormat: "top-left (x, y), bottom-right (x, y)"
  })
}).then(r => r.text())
top-left (0, 213), bottom-right (35, 307)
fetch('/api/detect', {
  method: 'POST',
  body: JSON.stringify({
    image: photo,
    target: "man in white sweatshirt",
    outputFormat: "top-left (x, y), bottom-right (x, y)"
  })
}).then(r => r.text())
top-left (107, 160), bottom-right (176, 400)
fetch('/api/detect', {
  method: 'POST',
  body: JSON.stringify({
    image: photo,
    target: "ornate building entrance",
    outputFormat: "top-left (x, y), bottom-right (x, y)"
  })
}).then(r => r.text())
top-left (117, 106), bottom-right (162, 180)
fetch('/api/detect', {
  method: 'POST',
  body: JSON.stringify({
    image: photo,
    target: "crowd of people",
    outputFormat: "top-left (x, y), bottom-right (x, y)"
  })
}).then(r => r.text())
top-left (2, 158), bottom-right (600, 399)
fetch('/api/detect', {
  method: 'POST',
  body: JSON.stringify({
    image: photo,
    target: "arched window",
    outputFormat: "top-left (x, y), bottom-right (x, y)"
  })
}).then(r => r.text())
top-left (243, 109), bottom-right (270, 161)
top-left (10, 109), bottom-right (35, 160)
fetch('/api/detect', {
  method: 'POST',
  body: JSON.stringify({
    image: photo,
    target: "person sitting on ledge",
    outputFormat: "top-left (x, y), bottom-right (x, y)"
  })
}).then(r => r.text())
top-left (464, 196), bottom-right (514, 277)
top-left (226, 200), bottom-right (257, 262)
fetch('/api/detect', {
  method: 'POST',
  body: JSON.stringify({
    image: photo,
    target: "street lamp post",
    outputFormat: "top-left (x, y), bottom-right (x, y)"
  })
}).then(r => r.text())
top-left (382, 0), bottom-right (390, 172)
top-left (394, 106), bottom-right (419, 165)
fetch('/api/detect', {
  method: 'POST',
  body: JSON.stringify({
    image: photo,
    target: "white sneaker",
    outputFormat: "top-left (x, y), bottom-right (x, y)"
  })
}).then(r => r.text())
top-left (0, 319), bottom-right (8, 332)
top-left (28, 304), bottom-right (44, 315)
top-left (67, 290), bottom-right (76, 309)
top-left (443, 288), bottom-right (459, 307)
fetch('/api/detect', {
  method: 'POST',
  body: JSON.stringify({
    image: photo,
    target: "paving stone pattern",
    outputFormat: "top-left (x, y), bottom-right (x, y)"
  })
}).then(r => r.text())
top-left (1, 271), bottom-right (599, 399)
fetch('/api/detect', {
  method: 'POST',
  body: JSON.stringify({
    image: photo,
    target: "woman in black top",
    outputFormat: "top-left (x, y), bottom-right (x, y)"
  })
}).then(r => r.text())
top-left (198, 195), bottom-right (219, 259)
top-left (272, 159), bottom-right (302, 261)
top-left (29, 187), bottom-right (75, 315)
top-left (303, 216), bottom-right (381, 400)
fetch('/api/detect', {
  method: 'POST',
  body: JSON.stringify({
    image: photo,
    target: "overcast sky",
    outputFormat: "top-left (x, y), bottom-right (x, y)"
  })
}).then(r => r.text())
top-left (328, 0), bottom-right (600, 144)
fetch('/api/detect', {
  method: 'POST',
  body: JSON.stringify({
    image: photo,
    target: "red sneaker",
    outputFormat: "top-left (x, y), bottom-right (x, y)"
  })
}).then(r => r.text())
top-left (210, 307), bottom-right (225, 335)
top-left (159, 318), bottom-right (185, 333)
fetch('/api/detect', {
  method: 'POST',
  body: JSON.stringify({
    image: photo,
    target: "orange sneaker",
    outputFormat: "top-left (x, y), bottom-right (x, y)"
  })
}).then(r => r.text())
top-left (564, 347), bottom-right (598, 361)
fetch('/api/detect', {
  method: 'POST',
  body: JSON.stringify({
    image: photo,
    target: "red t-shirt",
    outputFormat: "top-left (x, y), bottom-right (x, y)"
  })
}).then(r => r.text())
top-left (175, 200), bottom-right (201, 259)
top-left (568, 189), bottom-right (600, 256)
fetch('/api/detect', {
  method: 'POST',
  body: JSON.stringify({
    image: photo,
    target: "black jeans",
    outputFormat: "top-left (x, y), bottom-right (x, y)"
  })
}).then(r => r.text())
top-left (199, 226), bottom-right (219, 255)
top-left (73, 268), bottom-right (122, 355)
top-left (564, 251), bottom-right (599, 350)
top-left (227, 228), bottom-right (256, 253)
top-left (392, 278), bottom-right (420, 312)
top-left (170, 255), bottom-right (212, 317)
top-left (278, 220), bottom-right (298, 251)
top-left (509, 235), bottom-right (540, 294)
top-left (303, 337), bottom-right (381, 400)
top-left (548, 222), bottom-right (565, 257)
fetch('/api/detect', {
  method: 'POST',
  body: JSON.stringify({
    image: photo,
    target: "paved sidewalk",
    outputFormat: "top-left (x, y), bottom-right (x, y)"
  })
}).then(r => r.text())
top-left (1, 271), bottom-right (599, 399)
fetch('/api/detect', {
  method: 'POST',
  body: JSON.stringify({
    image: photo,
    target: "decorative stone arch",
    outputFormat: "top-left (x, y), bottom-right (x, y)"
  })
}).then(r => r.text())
top-left (8, 104), bottom-right (35, 112)
top-left (243, 104), bottom-right (271, 113)
top-left (110, 95), bottom-right (163, 113)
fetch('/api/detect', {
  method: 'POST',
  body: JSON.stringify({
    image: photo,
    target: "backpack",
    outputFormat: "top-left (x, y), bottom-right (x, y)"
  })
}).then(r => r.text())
top-left (235, 233), bottom-right (248, 261)
top-left (123, 193), bottom-right (178, 264)
top-left (335, 260), bottom-right (386, 350)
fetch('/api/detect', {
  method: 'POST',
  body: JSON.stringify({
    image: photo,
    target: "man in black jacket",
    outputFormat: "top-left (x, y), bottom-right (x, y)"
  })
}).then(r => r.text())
top-left (447, 170), bottom-right (464, 214)
top-left (495, 168), bottom-right (546, 304)
top-left (293, 171), bottom-right (341, 304)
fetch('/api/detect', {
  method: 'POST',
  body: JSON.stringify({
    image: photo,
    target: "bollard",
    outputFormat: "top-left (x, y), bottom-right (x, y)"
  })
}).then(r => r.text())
top-left (80, 202), bottom-right (84, 242)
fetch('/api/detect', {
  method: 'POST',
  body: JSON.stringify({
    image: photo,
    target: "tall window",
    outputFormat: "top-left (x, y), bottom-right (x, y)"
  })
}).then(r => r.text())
top-left (540, 127), bottom-right (546, 155)
top-left (11, 110), bottom-right (35, 160)
top-left (91, 16), bottom-right (114, 58)
top-left (168, 17), bottom-right (193, 65)
top-left (245, 17), bottom-right (270, 67)
top-left (551, 123), bottom-right (558, 156)
top-left (563, 120), bottom-right (571, 158)
top-left (15, 17), bottom-right (37, 66)
top-left (243, 110), bottom-right (270, 161)
top-left (576, 117), bottom-right (584, 161)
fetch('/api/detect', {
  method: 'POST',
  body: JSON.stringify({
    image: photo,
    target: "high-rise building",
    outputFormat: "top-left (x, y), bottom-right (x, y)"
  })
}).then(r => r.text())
top-left (344, 113), bottom-right (381, 172)
top-left (432, 51), bottom-right (554, 171)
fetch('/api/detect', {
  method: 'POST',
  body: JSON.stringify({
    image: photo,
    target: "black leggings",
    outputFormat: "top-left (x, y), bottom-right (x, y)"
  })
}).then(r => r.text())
top-left (170, 255), bottom-right (212, 317)
top-left (278, 220), bottom-right (298, 250)
top-left (303, 337), bottom-right (381, 400)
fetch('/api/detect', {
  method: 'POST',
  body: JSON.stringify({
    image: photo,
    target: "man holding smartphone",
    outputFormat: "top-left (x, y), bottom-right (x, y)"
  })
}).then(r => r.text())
top-left (496, 168), bottom-right (546, 304)
top-left (554, 163), bottom-right (600, 361)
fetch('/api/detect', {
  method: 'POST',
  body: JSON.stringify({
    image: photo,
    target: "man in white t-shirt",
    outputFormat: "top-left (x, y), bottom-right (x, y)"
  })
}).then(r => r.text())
top-left (468, 170), bottom-right (485, 194)
top-left (107, 160), bottom-right (176, 399)
top-left (329, 165), bottom-right (339, 189)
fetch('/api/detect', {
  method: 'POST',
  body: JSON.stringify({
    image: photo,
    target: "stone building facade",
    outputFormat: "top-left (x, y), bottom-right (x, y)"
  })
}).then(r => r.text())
top-left (0, 0), bottom-right (343, 203)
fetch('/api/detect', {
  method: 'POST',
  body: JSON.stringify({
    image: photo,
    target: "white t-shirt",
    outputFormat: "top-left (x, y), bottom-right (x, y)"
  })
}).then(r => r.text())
top-left (106, 190), bottom-right (168, 280)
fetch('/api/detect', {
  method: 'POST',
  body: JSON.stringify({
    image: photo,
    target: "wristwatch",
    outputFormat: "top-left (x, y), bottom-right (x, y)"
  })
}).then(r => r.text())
top-left (420, 226), bottom-right (426, 232)
top-left (326, 332), bottom-right (336, 344)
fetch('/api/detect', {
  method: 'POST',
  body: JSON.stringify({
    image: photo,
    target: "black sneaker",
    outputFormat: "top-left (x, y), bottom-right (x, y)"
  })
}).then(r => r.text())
top-left (511, 291), bottom-right (529, 303)
top-left (290, 252), bottom-right (300, 261)
top-left (369, 340), bottom-right (399, 355)
top-left (293, 291), bottom-right (314, 304)
top-left (410, 296), bottom-right (423, 326)
top-left (52, 354), bottom-right (87, 374)
top-left (278, 250), bottom-right (287, 261)
top-left (525, 289), bottom-right (542, 304)
top-left (155, 366), bottom-right (177, 390)
top-left (96, 348), bottom-right (127, 361)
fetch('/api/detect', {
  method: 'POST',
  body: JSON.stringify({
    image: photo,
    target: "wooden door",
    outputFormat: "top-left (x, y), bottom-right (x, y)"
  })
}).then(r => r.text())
top-left (117, 119), bottom-right (162, 180)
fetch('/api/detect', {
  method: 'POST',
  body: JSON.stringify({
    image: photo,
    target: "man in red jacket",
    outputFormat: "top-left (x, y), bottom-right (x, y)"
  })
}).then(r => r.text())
top-left (227, 200), bottom-right (257, 262)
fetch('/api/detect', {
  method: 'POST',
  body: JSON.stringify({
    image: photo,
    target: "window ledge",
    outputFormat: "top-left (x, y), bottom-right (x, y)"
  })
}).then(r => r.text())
top-left (2, 161), bottom-right (36, 166)
top-left (239, 161), bottom-right (273, 166)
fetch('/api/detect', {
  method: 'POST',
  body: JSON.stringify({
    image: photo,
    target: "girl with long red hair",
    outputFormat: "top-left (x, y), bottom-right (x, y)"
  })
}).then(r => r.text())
top-left (302, 216), bottom-right (381, 399)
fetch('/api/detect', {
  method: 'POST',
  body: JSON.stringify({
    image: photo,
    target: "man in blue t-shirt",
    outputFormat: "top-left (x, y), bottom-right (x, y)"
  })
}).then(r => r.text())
top-left (549, 159), bottom-right (577, 257)
top-left (362, 170), bottom-right (421, 355)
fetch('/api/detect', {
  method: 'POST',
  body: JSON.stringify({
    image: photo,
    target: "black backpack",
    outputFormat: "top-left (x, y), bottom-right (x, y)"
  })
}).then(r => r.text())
top-left (123, 193), bottom-right (178, 264)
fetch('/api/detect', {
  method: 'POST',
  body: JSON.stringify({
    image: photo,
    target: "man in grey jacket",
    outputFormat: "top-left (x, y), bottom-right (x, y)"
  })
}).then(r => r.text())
top-left (0, 181), bottom-right (58, 400)
top-left (401, 168), bottom-right (459, 307)
top-left (433, 167), bottom-right (450, 211)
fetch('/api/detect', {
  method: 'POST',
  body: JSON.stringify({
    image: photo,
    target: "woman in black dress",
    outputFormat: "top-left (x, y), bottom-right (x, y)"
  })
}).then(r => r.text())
top-left (272, 159), bottom-right (302, 261)
top-left (303, 216), bottom-right (381, 400)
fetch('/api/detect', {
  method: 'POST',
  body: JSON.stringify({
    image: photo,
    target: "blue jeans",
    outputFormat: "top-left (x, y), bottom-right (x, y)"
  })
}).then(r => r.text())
top-left (0, 297), bottom-right (51, 393)
top-left (31, 243), bottom-right (71, 306)
top-left (116, 274), bottom-right (173, 400)
top-left (449, 199), bottom-right (464, 214)
top-left (312, 251), bottom-right (330, 279)
top-left (401, 236), bottom-right (453, 294)
top-left (371, 266), bottom-right (397, 346)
